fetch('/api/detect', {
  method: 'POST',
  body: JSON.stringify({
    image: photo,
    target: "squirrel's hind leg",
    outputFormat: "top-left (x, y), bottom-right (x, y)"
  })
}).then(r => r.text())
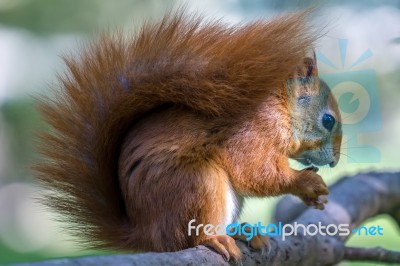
top-left (118, 108), bottom-right (242, 260)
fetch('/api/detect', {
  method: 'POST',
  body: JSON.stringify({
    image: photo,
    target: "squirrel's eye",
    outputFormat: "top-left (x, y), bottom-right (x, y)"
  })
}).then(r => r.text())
top-left (322, 114), bottom-right (335, 131)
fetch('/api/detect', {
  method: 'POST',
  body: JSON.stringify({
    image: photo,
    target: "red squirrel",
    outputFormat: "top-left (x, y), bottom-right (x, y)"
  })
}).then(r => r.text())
top-left (34, 10), bottom-right (342, 261)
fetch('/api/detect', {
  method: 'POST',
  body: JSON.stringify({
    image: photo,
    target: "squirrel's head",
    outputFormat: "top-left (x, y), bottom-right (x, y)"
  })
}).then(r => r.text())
top-left (287, 52), bottom-right (342, 168)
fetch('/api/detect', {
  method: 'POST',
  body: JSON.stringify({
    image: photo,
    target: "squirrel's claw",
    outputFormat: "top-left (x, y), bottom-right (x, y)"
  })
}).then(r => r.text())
top-left (306, 166), bottom-right (319, 172)
top-left (231, 223), bottom-right (270, 255)
top-left (203, 235), bottom-right (242, 262)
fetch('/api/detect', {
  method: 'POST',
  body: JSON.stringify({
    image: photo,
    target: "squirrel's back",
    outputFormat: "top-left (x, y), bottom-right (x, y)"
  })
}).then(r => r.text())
top-left (34, 10), bottom-right (316, 251)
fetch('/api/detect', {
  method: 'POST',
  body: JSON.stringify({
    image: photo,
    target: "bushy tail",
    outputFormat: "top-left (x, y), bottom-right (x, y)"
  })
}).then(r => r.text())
top-left (34, 10), bottom-right (316, 250)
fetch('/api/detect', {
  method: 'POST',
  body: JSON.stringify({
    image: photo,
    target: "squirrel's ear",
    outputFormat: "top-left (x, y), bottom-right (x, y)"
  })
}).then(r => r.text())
top-left (286, 50), bottom-right (319, 99)
top-left (294, 49), bottom-right (318, 79)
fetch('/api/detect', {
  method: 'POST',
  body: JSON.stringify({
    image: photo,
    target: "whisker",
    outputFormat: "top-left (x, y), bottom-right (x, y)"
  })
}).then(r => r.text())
top-left (340, 135), bottom-right (357, 147)
top-left (338, 152), bottom-right (359, 163)
top-left (340, 146), bottom-right (377, 149)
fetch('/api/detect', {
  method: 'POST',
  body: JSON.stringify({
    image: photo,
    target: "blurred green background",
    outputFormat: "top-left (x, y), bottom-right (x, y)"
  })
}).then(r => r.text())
top-left (0, 0), bottom-right (399, 265)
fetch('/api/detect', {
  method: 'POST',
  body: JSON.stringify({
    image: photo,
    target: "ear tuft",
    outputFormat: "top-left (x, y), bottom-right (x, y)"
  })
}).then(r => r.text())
top-left (292, 50), bottom-right (318, 79)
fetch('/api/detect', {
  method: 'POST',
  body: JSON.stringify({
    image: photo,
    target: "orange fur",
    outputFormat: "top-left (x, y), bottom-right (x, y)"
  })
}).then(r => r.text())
top-left (34, 9), bottom-right (338, 256)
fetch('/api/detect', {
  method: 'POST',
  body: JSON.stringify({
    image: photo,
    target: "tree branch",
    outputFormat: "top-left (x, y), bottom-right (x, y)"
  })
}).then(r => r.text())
top-left (12, 172), bottom-right (400, 266)
top-left (344, 246), bottom-right (400, 264)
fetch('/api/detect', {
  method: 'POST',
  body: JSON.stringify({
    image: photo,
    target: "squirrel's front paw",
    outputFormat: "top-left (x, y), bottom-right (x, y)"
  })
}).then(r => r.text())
top-left (292, 168), bottom-right (329, 210)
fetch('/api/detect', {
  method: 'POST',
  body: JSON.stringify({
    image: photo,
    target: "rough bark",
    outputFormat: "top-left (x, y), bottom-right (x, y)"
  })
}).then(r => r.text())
top-left (12, 172), bottom-right (400, 266)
